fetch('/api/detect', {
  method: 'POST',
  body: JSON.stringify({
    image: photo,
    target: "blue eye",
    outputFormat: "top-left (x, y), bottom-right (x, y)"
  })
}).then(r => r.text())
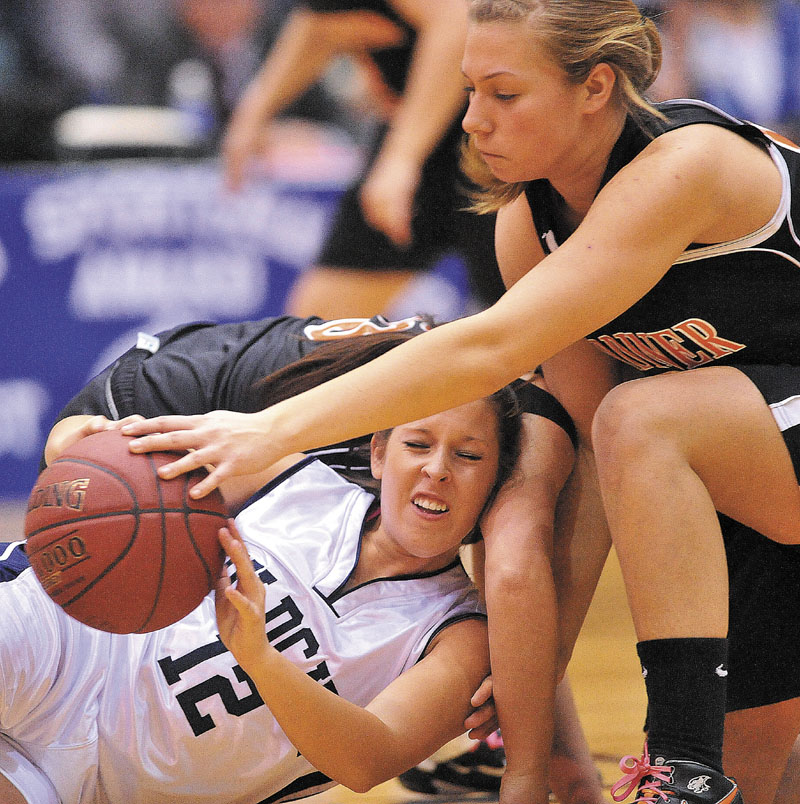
top-left (495, 93), bottom-right (517, 101)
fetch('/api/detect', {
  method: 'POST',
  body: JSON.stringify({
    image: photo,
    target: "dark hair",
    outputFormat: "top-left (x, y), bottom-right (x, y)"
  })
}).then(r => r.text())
top-left (466, 383), bottom-right (522, 542)
top-left (250, 331), bottom-right (422, 411)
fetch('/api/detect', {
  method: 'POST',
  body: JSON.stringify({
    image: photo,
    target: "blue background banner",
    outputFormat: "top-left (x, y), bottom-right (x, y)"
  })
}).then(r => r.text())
top-left (0, 159), bottom-right (470, 500)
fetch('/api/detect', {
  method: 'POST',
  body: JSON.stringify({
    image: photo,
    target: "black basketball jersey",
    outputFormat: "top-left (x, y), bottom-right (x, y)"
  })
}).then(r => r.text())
top-left (43, 315), bottom-right (430, 474)
top-left (526, 99), bottom-right (800, 373)
top-left (45, 314), bottom-right (576, 477)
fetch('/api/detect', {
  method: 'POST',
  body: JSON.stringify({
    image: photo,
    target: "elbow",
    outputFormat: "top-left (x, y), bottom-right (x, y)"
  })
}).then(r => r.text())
top-left (344, 779), bottom-right (378, 795)
top-left (337, 767), bottom-right (390, 794)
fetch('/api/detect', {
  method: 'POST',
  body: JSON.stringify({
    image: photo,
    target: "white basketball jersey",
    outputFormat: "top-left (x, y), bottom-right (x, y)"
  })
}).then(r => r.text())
top-left (0, 459), bottom-right (483, 804)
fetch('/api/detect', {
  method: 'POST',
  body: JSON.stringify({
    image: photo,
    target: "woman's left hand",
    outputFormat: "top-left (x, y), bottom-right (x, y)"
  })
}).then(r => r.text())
top-left (215, 521), bottom-right (269, 674)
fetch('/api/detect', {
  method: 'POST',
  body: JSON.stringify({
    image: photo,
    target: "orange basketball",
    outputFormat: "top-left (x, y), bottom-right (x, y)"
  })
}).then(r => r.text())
top-left (24, 429), bottom-right (228, 633)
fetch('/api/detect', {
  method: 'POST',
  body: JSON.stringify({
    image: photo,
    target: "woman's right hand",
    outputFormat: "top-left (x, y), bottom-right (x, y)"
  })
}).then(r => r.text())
top-left (122, 410), bottom-right (280, 497)
top-left (358, 152), bottom-right (420, 247)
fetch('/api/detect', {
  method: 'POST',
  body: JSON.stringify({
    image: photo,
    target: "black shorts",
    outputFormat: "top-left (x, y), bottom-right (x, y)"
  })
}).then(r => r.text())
top-left (722, 364), bottom-right (800, 711)
top-left (316, 122), bottom-right (505, 308)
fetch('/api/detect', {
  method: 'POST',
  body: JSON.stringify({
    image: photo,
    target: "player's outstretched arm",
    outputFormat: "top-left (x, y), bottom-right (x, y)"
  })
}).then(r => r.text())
top-left (123, 127), bottom-right (727, 495)
top-left (216, 521), bottom-right (490, 792)
top-left (223, 7), bottom-right (407, 191)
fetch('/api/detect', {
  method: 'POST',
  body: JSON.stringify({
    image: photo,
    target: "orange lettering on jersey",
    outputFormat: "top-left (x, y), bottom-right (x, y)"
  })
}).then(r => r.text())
top-left (589, 319), bottom-right (746, 372)
top-left (615, 332), bottom-right (684, 370)
top-left (647, 329), bottom-right (714, 368)
top-left (591, 335), bottom-right (654, 371)
top-left (672, 319), bottom-right (746, 359)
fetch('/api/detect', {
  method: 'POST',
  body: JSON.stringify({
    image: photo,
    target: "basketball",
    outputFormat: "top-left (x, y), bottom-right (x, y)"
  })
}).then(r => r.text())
top-left (24, 429), bottom-right (228, 633)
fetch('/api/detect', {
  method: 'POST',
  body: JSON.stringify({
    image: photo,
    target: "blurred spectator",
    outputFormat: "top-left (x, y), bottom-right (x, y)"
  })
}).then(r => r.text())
top-left (0, 0), bottom-right (77, 161)
top-left (651, 0), bottom-right (800, 140)
top-left (29, 0), bottom-right (361, 156)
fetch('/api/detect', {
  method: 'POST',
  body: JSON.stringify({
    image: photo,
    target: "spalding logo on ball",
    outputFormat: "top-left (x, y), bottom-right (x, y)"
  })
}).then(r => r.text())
top-left (24, 429), bottom-right (228, 633)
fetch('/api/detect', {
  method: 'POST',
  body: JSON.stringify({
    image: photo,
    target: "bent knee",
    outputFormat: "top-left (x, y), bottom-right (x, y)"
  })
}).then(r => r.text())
top-left (591, 378), bottom-right (681, 460)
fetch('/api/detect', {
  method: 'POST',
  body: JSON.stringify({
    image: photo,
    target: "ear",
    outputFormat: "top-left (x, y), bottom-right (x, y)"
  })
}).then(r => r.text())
top-left (370, 433), bottom-right (387, 481)
top-left (582, 62), bottom-right (617, 113)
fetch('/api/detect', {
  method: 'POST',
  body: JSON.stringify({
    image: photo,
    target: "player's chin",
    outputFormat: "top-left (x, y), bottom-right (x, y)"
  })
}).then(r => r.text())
top-left (478, 152), bottom-right (513, 179)
top-left (489, 163), bottom-right (528, 184)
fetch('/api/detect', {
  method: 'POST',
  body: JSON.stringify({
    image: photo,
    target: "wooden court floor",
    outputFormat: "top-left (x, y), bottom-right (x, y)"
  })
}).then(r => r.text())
top-left (0, 501), bottom-right (645, 804)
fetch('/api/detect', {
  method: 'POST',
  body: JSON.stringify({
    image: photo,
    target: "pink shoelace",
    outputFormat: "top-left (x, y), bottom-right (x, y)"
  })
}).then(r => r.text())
top-left (611, 743), bottom-right (674, 804)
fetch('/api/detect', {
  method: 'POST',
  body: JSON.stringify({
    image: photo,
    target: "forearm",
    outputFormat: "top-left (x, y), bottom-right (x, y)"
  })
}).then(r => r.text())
top-left (229, 10), bottom-right (337, 130)
top-left (552, 447), bottom-right (612, 676)
top-left (379, 9), bottom-right (467, 167)
top-left (263, 311), bottom-right (524, 457)
top-left (481, 414), bottom-right (574, 804)
top-left (486, 543), bottom-right (558, 804)
top-left (245, 646), bottom-right (419, 791)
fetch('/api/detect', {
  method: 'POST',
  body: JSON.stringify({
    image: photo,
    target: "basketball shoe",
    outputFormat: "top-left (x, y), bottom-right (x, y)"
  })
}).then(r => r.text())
top-left (397, 733), bottom-right (504, 796)
top-left (611, 743), bottom-right (743, 804)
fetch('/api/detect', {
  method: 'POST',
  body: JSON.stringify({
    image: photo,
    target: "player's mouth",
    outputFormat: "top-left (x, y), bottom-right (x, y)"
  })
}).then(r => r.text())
top-left (412, 495), bottom-right (449, 515)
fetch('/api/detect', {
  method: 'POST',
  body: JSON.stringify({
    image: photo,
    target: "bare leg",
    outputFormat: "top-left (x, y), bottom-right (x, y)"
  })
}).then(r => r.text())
top-left (592, 367), bottom-right (800, 642)
top-left (724, 698), bottom-right (800, 804)
top-left (773, 731), bottom-right (800, 804)
top-left (285, 266), bottom-right (415, 318)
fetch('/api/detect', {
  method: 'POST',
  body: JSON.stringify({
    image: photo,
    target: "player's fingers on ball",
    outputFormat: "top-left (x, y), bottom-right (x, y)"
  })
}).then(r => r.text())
top-left (86, 415), bottom-right (111, 433)
top-left (219, 526), bottom-right (247, 567)
top-left (187, 469), bottom-right (225, 498)
top-left (116, 414), bottom-right (145, 427)
top-left (128, 429), bottom-right (203, 457)
top-left (122, 414), bottom-right (199, 436)
top-left (151, 450), bottom-right (210, 481)
top-left (223, 583), bottom-right (249, 613)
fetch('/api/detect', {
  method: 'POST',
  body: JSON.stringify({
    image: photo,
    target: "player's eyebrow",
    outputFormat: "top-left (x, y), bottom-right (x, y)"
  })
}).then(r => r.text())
top-left (462, 69), bottom-right (516, 81)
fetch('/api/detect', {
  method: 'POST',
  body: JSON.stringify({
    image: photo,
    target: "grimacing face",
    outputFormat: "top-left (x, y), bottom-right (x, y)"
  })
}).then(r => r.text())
top-left (461, 19), bottom-right (588, 184)
top-left (369, 399), bottom-right (501, 566)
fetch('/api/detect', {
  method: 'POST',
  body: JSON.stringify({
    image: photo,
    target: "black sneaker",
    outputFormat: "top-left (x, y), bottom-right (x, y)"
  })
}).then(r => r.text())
top-left (398, 737), bottom-right (505, 796)
top-left (611, 743), bottom-right (743, 804)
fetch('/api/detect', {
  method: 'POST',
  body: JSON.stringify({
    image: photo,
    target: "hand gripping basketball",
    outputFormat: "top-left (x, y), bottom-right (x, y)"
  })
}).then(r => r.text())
top-left (25, 429), bottom-right (228, 633)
